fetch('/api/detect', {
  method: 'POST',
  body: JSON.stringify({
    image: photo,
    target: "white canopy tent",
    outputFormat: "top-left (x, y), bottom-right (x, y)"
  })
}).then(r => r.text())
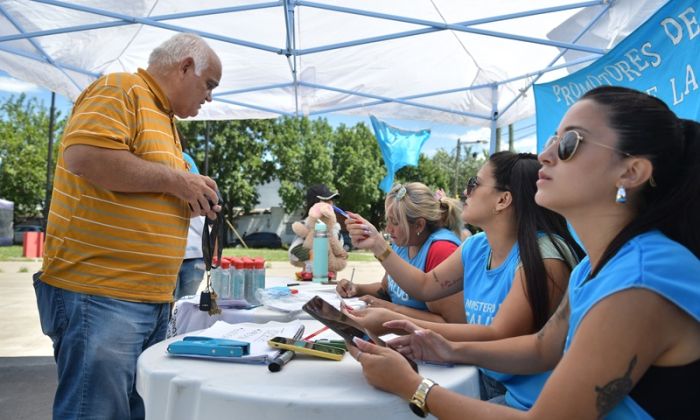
top-left (0, 0), bottom-right (667, 152)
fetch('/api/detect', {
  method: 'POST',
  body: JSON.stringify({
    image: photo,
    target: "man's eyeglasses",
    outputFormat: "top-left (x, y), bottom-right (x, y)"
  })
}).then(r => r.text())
top-left (546, 130), bottom-right (631, 162)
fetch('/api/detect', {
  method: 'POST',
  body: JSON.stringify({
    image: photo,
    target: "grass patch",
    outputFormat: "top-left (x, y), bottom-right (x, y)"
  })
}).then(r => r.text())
top-left (0, 246), bottom-right (22, 260)
top-left (222, 248), bottom-right (375, 262)
top-left (18, 266), bottom-right (29, 273)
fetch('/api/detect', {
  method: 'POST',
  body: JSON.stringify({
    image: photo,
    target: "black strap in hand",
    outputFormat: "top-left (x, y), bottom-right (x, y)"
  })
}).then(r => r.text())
top-left (202, 191), bottom-right (224, 271)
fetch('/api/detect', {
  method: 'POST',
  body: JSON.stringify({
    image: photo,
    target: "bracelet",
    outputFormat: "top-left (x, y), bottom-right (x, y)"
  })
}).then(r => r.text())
top-left (374, 247), bottom-right (392, 262)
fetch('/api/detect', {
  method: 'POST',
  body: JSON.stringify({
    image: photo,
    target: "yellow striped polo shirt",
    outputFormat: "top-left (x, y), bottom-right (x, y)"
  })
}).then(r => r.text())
top-left (41, 69), bottom-right (190, 303)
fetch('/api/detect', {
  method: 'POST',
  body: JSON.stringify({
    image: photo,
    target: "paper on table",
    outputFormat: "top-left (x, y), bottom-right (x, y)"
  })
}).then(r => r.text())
top-left (261, 290), bottom-right (368, 313)
top-left (167, 320), bottom-right (304, 364)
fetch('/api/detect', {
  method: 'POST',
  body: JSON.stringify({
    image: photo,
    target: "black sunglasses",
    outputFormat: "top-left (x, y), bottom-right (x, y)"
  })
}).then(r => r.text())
top-left (465, 176), bottom-right (505, 198)
top-left (546, 130), bottom-right (631, 162)
top-left (465, 176), bottom-right (479, 197)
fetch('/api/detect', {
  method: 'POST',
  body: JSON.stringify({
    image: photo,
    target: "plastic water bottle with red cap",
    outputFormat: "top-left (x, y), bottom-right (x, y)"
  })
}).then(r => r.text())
top-left (229, 257), bottom-right (245, 300)
top-left (252, 257), bottom-right (266, 297)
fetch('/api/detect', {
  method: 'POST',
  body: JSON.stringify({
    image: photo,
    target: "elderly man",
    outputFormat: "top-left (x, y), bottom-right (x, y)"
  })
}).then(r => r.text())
top-left (34, 33), bottom-right (222, 419)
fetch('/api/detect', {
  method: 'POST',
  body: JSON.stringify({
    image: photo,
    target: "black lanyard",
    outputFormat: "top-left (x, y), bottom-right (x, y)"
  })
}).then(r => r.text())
top-left (199, 192), bottom-right (224, 314)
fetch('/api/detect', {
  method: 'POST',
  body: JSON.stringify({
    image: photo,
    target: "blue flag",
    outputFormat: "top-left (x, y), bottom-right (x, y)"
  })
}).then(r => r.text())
top-left (370, 115), bottom-right (431, 192)
top-left (534, 0), bottom-right (700, 150)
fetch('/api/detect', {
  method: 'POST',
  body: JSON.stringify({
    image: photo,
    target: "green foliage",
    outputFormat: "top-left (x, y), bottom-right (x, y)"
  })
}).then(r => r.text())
top-left (0, 92), bottom-right (489, 231)
top-left (332, 123), bottom-right (385, 223)
top-left (0, 94), bottom-right (64, 220)
top-left (0, 245), bottom-right (22, 260)
top-left (178, 119), bottom-right (276, 217)
top-left (267, 116), bottom-right (336, 213)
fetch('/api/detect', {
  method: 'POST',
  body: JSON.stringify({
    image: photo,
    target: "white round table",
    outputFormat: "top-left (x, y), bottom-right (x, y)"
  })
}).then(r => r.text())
top-left (138, 320), bottom-right (480, 420)
top-left (167, 279), bottom-right (338, 337)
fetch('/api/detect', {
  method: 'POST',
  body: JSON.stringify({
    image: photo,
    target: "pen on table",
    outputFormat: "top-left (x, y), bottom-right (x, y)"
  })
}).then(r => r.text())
top-left (268, 326), bottom-right (305, 373)
top-left (303, 326), bottom-right (329, 341)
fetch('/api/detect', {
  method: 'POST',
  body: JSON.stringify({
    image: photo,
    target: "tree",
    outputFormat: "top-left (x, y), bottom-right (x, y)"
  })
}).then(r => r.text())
top-left (0, 94), bottom-right (64, 220)
top-left (332, 122), bottom-right (385, 223)
top-left (178, 119), bottom-right (276, 221)
top-left (265, 116), bottom-right (335, 214)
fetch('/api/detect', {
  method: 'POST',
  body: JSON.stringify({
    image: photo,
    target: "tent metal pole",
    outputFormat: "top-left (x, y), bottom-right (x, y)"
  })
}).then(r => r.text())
top-left (499, 1), bottom-right (613, 118)
top-left (0, 3), bottom-right (282, 43)
top-left (300, 81), bottom-right (490, 120)
top-left (0, 4), bottom-right (84, 91)
top-left (296, 1), bottom-right (605, 55)
top-left (213, 97), bottom-right (293, 116)
top-left (489, 85), bottom-right (499, 155)
top-left (31, 0), bottom-right (282, 54)
top-left (299, 0), bottom-right (604, 55)
top-left (43, 92), bottom-right (56, 228)
top-left (0, 45), bottom-right (100, 78)
top-left (214, 83), bottom-right (293, 97)
top-left (204, 121), bottom-right (210, 177)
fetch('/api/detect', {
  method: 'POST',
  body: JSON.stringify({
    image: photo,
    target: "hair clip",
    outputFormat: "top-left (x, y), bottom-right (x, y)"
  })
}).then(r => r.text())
top-left (395, 185), bottom-right (407, 201)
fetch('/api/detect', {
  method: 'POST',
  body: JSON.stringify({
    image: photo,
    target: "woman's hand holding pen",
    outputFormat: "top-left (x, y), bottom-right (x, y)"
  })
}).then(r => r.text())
top-left (344, 212), bottom-right (381, 251)
top-left (336, 278), bottom-right (359, 297)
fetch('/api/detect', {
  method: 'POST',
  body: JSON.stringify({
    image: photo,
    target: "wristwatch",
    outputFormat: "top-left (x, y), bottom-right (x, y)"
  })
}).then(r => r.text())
top-left (374, 246), bottom-right (392, 262)
top-left (409, 377), bottom-right (437, 417)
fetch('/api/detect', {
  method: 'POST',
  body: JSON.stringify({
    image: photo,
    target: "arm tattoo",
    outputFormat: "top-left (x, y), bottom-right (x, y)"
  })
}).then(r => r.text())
top-left (536, 293), bottom-right (569, 341)
top-left (595, 356), bottom-right (637, 419)
top-left (432, 270), bottom-right (458, 289)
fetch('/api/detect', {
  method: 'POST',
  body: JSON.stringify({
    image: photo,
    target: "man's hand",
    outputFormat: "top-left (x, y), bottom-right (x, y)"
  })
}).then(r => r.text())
top-left (175, 171), bottom-right (221, 219)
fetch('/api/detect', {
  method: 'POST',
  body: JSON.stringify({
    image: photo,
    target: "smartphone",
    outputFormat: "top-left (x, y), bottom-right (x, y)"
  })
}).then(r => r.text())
top-left (302, 295), bottom-right (418, 372)
top-left (268, 337), bottom-right (345, 361)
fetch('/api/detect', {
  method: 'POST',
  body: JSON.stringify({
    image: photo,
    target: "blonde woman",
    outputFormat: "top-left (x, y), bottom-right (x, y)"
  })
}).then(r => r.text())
top-left (337, 183), bottom-right (465, 324)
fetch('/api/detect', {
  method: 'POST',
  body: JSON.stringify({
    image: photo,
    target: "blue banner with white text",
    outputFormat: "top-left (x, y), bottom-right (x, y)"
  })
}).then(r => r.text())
top-left (534, 0), bottom-right (700, 151)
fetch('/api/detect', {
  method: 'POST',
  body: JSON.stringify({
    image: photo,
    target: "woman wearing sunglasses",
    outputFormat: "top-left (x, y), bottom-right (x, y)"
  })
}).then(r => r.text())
top-left (337, 182), bottom-right (466, 324)
top-left (345, 151), bottom-right (583, 408)
top-left (347, 86), bottom-right (700, 419)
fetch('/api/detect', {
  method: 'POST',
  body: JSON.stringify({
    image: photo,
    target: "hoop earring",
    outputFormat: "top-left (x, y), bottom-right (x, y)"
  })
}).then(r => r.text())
top-left (616, 185), bottom-right (627, 204)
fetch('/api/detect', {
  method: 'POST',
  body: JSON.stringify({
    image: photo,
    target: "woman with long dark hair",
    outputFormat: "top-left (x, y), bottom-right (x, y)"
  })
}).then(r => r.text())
top-left (348, 86), bottom-right (700, 418)
top-left (346, 151), bottom-right (583, 408)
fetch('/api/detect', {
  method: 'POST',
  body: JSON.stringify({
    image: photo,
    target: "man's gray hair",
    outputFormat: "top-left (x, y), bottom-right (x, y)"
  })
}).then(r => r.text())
top-left (149, 33), bottom-right (214, 75)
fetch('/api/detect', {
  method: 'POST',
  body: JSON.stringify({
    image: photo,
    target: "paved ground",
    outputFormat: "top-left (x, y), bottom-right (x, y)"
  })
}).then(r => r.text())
top-left (0, 258), bottom-right (383, 419)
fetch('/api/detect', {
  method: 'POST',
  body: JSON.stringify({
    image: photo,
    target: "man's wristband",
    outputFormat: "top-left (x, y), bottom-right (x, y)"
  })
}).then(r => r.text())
top-left (374, 247), bottom-right (392, 262)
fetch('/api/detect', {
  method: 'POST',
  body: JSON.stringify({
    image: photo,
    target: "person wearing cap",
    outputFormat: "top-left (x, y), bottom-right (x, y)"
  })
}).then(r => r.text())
top-left (288, 184), bottom-right (346, 271)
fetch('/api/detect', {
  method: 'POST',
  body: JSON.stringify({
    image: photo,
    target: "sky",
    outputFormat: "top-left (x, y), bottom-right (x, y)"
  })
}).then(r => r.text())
top-left (0, 71), bottom-right (538, 156)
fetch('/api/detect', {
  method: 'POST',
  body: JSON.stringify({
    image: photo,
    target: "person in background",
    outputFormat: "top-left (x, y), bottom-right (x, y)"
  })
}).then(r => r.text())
top-left (174, 152), bottom-right (206, 300)
top-left (348, 86), bottom-right (699, 419)
top-left (337, 183), bottom-right (465, 324)
top-left (33, 33), bottom-right (222, 419)
top-left (346, 152), bottom-right (582, 406)
top-left (288, 184), bottom-right (344, 269)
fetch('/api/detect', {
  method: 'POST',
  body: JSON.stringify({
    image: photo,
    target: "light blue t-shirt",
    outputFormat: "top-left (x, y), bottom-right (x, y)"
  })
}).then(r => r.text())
top-left (387, 228), bottom-right (461, 309)
top-left (461, 232), bottom-right (562, 410)
top-left (563, 230), bottom-right (700, 419)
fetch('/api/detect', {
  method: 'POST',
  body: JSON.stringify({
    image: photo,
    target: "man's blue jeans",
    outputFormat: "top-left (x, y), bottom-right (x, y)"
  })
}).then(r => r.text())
top-left (174, 258), bottom-right (205, 299)
top-left (33, 273), bottom-right (169, 420)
